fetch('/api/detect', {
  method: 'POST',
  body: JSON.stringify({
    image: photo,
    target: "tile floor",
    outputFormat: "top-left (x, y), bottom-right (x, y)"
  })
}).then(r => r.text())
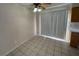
top-left (7, 36), bottom-right (79, 56)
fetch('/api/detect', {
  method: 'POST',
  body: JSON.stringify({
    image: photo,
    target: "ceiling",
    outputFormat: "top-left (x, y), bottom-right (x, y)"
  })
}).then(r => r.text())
top-left (20, 3), bottom-right (79, 7)
top-left (20, 3), bottom-right (66, 9)
top-left (21, 3), bottom-right (64, 6)
top-left (20, 3), bottom-right (79, 10)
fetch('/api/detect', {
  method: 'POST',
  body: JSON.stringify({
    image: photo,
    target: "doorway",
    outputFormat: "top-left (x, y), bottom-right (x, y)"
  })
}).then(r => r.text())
top-left (39, 7), bottom-right (68, 41)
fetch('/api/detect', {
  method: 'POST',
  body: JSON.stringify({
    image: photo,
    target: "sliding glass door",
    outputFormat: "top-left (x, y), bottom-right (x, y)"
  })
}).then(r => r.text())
top-left (41, 8), bottom-right (68, 39)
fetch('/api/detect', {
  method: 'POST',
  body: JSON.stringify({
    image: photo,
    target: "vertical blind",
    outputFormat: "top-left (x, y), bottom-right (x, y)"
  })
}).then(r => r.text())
top-left (41, 9), bottom-right (68, 39)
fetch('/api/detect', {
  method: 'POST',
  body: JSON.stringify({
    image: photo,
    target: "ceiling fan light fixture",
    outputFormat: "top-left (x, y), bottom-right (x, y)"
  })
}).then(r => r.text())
top-left (33, 3), bottom-right (51, 12)
top-left (33, 8), bottom-right (38, 12)
top-left (38, 8), bottom-right (42, 12)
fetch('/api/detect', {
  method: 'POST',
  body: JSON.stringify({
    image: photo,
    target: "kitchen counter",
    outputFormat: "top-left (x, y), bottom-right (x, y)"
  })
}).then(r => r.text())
top-left (70, 22), bottom-right (79, 33)
top-left (70, 27), bottom-right (79, 32)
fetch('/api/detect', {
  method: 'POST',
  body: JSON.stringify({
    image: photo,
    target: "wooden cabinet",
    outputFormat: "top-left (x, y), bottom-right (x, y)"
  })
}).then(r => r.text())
top-left (70, 32), bottom-right (79, 48)
top-left (71, 7), bottom-right (79, 22)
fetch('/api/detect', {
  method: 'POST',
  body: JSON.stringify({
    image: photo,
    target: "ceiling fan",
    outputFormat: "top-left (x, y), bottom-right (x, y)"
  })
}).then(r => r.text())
top-left (33, 3), bottom-right (51, 12)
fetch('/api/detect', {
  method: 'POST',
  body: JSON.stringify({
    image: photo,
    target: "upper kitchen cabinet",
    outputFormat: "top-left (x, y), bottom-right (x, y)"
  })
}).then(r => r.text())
top-left (71, 7), bottom-right (79, 22)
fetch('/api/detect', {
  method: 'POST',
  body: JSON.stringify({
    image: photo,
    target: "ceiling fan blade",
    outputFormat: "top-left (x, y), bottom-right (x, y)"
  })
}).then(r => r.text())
top-left (40, 3), bottom-right (51, 9)
top-left (32, 3), bottom-right (51, 10)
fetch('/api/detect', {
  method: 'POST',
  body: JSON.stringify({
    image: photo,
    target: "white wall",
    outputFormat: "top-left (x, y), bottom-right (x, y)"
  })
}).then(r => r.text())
top-left (0, 4), bottom-right (34, 55)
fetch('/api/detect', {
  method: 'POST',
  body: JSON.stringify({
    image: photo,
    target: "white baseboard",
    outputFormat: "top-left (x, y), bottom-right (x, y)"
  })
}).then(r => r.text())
top-left (40, 35), bottom-right (68, 43)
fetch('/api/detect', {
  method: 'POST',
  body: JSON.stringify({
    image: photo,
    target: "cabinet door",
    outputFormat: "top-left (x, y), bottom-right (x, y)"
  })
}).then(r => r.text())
top-left (71, 7), bottom-right (79, 22)
top-left (70, 32), bottom-right (79, 48)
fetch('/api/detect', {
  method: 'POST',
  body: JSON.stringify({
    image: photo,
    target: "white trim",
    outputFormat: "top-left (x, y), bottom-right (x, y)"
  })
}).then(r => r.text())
top-left (41, 35), bottom-right (67, 42)
top-left (65, 4), bottom-right (72, 42)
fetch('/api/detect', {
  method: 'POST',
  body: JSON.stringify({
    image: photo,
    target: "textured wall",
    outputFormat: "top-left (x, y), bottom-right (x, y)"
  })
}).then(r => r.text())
top-left (0, 4), bottom-right (34, 55)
